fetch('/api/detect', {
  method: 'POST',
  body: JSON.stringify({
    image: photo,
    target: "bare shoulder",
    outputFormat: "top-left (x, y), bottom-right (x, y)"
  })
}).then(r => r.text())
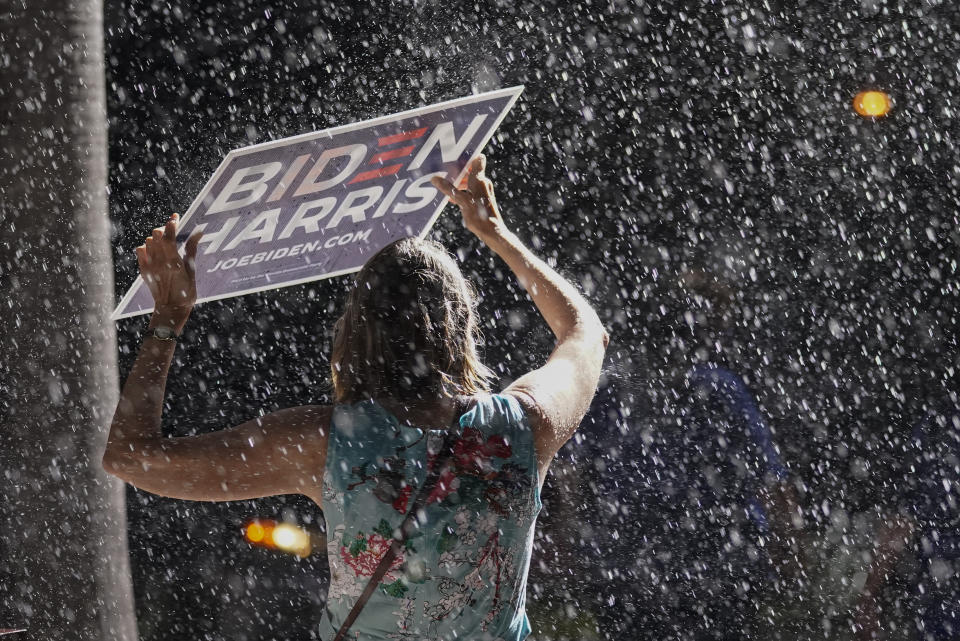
top-left (502, 334), bottom-right (608, 486)
top-left (257, 404), bottom-right (332, 502)
top-left (260, 404), bottom-right (331, 442)
top-left (273, 404), bottom-right (332, 465)
top-left (500, 389), bottom-right (548, 429)
top-left (229, 403), bottom-right (333, 492)
top-left (500, 389), bottom-right (552, 487)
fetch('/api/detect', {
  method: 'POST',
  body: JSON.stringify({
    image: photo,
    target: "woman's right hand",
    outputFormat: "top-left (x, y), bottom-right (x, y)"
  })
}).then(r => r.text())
top-left (136, 213), bottom-right (203, 334)
top-left (431, 154), bottom-right (508, 241)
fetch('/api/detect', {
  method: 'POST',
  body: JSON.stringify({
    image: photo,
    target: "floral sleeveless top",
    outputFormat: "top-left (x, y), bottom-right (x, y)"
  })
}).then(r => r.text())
top-left (318, 393), bottom-right (542, 641)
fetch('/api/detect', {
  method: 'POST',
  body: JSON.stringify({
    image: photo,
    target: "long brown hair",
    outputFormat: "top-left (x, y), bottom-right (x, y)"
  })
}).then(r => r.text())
top-left (331, 237), bottom-right (494, 404)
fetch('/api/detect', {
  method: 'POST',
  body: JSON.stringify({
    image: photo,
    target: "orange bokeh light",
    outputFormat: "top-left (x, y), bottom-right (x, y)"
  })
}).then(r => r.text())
top-left (244, 520), bottom-right (271, 544)
top-left (243, 518), bottom-right (312, 556)
top-left (853, 91), bottom-right (891, 117)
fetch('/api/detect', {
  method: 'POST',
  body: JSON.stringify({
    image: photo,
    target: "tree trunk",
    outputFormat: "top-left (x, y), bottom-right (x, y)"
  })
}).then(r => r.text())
top-left (0, 1), bottom-right (139, 640)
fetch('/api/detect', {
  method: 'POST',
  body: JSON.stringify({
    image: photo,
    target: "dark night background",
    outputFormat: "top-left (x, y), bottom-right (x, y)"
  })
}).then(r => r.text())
top-left (102, 1), bottom-right (959, 639)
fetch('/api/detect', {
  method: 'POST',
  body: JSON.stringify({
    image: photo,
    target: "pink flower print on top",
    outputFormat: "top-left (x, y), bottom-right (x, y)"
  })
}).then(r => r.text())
top-left (340, 531), bottom-right (405, 580)
top-left (425, 428), bottom-right (514, 506)
top-left (454, 428), bottom-right (512, 477)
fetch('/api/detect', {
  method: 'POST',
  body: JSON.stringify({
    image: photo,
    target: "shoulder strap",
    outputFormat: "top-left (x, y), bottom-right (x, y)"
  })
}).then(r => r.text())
top-left (331, 396), bottom-right (470, 641)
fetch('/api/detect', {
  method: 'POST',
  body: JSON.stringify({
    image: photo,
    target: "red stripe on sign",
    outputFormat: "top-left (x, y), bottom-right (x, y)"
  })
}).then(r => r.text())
top-left (349, 163), bottom-right (403, 184)
top-left (369, 145), bottom-right (415, 165)
top-left (378, 127), bottom-right (428, 146)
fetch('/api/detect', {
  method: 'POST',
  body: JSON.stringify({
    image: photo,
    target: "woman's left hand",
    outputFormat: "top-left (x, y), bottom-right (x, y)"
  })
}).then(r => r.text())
top-left (136, 213), bottom-right (203, 333)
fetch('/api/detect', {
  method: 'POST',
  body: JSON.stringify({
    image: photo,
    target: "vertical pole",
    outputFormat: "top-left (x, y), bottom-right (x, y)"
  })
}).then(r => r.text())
top-left (0, 1), bottom-right (139, 639)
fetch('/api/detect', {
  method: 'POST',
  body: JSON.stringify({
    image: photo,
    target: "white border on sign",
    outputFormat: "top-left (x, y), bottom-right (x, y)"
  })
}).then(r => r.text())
top-left (112, 85), bottom-right (524, 320)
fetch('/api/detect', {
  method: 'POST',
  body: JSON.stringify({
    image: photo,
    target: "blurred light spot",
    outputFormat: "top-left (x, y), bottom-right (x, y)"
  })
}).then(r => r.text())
top-left (853, 90), bottom-right (891, 117)
top-left (271, 523), bottom-right (312, 557)
top-left (244, 519), bottom-right (312, 557)
top-left (244, 519), bottom-right (269, 543)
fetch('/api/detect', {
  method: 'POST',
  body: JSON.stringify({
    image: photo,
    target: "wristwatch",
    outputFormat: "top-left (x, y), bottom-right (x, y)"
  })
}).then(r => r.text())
top-left (148, 325), bottom-right (178, 342)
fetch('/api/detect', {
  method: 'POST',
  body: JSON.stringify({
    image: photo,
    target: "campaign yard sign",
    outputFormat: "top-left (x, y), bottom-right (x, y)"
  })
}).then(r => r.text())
top-left (112, 86), bottom-right (523, 320)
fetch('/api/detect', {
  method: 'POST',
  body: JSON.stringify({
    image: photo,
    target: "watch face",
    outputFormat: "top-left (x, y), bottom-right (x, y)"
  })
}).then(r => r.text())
top-left (153, 326), bottom-right (175, 339)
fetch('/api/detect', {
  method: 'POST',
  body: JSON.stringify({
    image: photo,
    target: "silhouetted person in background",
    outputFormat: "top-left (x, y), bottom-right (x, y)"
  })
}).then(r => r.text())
top-left (580, 270), bottom-right (799, 641)
top-left (855, 396), bottom-right (960, 641)
top-left (904, 398), bottom-right (960, 641)
top-left (101, 155), bottom-right (609, 641)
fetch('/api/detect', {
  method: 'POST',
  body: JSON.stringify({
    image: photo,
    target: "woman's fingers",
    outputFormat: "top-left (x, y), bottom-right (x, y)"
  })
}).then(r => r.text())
top-left (431, 176), bottom-right (475, 209)
top-left (183, 230), bottom-right (204, 279)
top-left (163, 216), bottom-right (178, 245)
top-left (432, 176), bottom-right (473, 207)
top-left (136, 245), bottom-right (149, 271)
top-left (142, 215), bottom-right (182, 265)
top-left (431, 176), bottom-right (456, 199)
top-left (161, 217), bottom-right (181, 261)
top-left (153, 224), bottom-right (173, 253)
top-left (137, 214), bottom-right (199, 305)
top-left (136, 245), bottom-right (159, 290)
top-left (480, 177), bottom-right (497, 205)
top-left (146, 235), bottom-right (164, 265)
top-left (467, 166), bottom-right (483, 196)
top-left (184, 229), bottom-right (203, 260)
top-left (466, 154), bottom-right (486, 195)
top-left (467, 154), bottom-right (486, 175)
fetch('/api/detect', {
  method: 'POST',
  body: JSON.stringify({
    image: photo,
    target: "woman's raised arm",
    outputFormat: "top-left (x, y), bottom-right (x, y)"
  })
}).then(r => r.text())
top-left (432, 157), bottom-right (609, 486)
top-left (101, 214), bottom-right (328, 502)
